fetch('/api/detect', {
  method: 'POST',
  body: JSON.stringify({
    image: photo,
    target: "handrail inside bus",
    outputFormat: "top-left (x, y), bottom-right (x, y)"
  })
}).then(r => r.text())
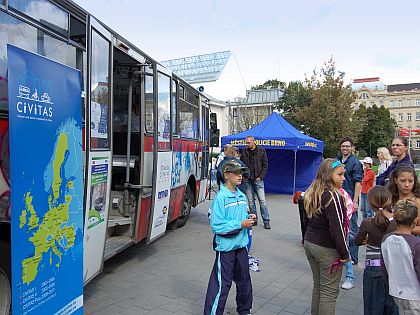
top-left (124, 183), bottom-right (152, 189)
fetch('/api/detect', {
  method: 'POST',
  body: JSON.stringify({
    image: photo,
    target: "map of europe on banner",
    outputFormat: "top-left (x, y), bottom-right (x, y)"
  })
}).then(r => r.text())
top-left (7, 45), bottom-right (83, 315)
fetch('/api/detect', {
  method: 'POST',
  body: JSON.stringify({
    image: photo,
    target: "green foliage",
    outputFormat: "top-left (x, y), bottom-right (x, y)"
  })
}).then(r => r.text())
top-left (275, 58), bottom-right (357, 157)
top-left (277, 81), bottom-right (311, 128)
top-left (251, 79), bottom-right (286, 90)
top-left (353, 104), bottom-right (396, 157)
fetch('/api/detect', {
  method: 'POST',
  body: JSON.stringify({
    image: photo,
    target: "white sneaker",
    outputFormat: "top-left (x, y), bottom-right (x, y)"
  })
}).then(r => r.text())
top-left (341, 277), bottom-right (355, 290)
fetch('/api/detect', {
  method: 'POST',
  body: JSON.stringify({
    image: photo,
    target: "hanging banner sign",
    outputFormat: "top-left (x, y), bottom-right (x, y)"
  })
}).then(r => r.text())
top-left (8, 45), bottom-right (83, 315)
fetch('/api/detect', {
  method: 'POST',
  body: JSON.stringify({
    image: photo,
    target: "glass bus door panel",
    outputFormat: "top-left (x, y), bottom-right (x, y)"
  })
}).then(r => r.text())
top-left (83, 17), bottom-right (115, 284)
top-left (147, 70), bottom-right (172, 243)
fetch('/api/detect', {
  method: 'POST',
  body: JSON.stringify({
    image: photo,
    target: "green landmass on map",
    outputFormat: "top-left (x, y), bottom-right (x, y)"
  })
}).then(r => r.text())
top-left (19, 132), bottom-right (77, 285)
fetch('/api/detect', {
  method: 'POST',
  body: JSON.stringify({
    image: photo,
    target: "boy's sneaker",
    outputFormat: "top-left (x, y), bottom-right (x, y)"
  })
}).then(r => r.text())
top-left (341, 277), bottom-right (355, 290)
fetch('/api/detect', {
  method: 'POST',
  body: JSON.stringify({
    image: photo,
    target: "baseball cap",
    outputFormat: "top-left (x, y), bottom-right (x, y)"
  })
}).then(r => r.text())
top-left (223, 161), bottom-right (248, 174)
top-left (362, 157), bottom-right (373, 165)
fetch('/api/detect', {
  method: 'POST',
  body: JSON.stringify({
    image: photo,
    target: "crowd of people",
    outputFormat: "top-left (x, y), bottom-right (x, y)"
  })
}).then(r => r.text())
top-left (303, 136), bottom-right (420, 315)
top-left (204, 135), bottom-right (420, 315)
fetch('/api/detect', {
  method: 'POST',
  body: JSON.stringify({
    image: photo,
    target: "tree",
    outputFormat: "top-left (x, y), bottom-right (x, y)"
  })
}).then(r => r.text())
top-left (276, 80), bottom-right (311, 128)
top-left (251, 79), bottom-right (286, 90)
top-left (354, 104), bottom-right (396, 157)
top-left (275, 58), bottom-right (357, 157)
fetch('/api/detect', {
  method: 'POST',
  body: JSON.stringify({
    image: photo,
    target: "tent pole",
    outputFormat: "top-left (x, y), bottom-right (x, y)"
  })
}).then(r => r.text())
top-left (293, 150), bottom-right (297, 195)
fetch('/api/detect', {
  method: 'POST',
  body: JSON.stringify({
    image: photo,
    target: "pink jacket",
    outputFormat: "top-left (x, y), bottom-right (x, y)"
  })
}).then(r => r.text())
top-left (339, 188), bottom-right (353, 236)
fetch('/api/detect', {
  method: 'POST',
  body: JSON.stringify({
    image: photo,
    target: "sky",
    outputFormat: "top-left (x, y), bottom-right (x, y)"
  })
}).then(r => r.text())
top-left (74, 0), bottom-right (420, 101)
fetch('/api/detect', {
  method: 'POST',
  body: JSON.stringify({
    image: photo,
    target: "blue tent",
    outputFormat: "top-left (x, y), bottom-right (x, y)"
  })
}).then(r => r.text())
top-left (221, 112), bottom-right (323, 194)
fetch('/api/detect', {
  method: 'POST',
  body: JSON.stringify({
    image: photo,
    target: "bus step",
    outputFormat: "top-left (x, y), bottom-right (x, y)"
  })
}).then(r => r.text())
top-left (104, 236), bottom-right (133, 261)
top-left (107, 215), bottom-right (132, 228)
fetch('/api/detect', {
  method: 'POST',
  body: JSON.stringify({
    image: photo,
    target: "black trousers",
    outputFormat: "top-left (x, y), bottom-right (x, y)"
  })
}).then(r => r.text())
top-left (204, 247), bottom-right (253, 315)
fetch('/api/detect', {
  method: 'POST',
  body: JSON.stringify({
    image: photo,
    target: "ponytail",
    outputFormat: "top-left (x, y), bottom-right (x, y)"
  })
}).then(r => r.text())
top-left (374, 208), bottom-right (390, 232)
top-left (368, 186), bottom-right (393, 232)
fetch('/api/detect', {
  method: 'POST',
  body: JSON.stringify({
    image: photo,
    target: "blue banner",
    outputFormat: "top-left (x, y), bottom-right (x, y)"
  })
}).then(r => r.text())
top-left (8, 45), bottom-right (83, 315)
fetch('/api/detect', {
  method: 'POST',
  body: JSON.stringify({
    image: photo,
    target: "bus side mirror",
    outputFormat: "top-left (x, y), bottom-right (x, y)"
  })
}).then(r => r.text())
top-left (210, 113), bottom-right (217, 130)
top-left (210, 129), bottom-right (220, 147)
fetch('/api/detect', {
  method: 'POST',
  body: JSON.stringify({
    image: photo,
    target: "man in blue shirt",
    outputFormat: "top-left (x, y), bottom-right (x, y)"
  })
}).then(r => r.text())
top-left (337, 137), bottom-right (364, 290)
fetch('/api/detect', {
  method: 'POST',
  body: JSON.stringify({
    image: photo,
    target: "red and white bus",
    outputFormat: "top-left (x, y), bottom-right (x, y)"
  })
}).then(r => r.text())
top-left (0, 1), bottom-right (214, 313)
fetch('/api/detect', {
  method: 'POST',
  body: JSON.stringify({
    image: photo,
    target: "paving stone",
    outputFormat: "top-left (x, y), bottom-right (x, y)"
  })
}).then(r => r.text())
top-left (84, 195), bottom-right (364, 314)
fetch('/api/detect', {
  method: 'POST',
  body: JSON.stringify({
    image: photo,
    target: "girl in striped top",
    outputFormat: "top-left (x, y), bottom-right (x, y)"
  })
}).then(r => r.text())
top-left (355, 186), bottom-right (398, 315)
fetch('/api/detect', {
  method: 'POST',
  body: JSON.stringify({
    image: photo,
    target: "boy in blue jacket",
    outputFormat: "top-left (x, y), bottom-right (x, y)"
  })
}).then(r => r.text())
top-left (204, 161), bottom-right (255, 315)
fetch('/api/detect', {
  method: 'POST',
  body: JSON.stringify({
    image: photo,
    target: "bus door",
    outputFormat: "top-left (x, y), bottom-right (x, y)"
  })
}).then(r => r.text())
top-left (146, 66), bottom-right (173, 243)
top-left (198, 100), bottom-right (210, 203)
top-left (110, 44), bottom-right (149, 247)
top-left (83, 17), bottom-right (114, 284)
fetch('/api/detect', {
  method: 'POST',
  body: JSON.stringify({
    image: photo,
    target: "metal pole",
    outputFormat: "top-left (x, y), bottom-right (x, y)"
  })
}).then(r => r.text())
top-left (409, 128), bottom-right (412, 157)
top-left (123, 74), bottom-right (133, 216)
top-left (293, 149), bottom-right (297, 195)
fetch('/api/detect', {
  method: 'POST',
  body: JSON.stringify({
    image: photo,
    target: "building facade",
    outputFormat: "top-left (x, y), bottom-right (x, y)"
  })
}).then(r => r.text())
top-left (352, 78), bottom-right (420, 151)
top-left (227, 88), bottom-right (282, 134)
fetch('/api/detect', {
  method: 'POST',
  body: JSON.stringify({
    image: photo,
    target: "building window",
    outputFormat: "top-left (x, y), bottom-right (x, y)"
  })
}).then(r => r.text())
top-left (416, 99), bottom-right (420, 106)
top-left (399, 113), bottom-right (403, 121)
top-left (407, 99), bottom-right (412, 106)
top-left (390, 100), bottom-right (395, 107)
top-left (232, 107), bottom-right (237, 117)
top-left (398, 99), bottom-right (403, 107)
top-left (379, 100), bottom-right (384, 107)
top-left (359, 92), bottom-right (369, 100)
top-left (353, 103), bottom-right (359, 110)
top-left (417, 140), bottom-right (420, 149)
top-left (407, 113), bottom-right (412, 121)
top-left (416, 112), bottom-right (420, 121)
top-left (370, 101), bottom-right (375, 107)
top-left (256, 106), bottom-right (270, 123)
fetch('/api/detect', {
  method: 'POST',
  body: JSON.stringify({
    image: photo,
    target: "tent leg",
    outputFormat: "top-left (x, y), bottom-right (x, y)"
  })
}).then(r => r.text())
top-left (293, 150), bottom-right (297, 195)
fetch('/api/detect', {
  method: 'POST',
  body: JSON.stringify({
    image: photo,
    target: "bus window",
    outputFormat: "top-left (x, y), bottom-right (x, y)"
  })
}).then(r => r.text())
top-left (179, 89), bottom-right (199, 139)
top-left (90, 30), bottom-right (110, 149)
top-left (0, 10), bottom-right (85, 112)
top-left (158, 73), bottom-right (170, 147)
top-left (145, 75), bottom-right (154, 133)
top-left (172, 79), bottom-right (177, 135)
top-left (8, 0), bottom-right (69, 37)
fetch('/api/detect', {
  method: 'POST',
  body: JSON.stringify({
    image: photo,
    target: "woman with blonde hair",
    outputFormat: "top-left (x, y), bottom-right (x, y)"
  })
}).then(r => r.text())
top-left (304, 159), bottom-right (351, 315)
top-left (377, 147), bottom-right (393, 176)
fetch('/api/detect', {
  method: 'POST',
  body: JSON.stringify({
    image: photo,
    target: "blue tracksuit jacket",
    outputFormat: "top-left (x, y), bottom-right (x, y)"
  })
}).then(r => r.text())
top-left (210, 184), bottom-right (249, 252)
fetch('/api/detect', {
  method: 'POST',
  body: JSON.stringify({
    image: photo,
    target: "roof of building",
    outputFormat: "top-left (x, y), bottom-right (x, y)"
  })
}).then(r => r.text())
top-left (204, 93), bottom-right (226, 107)
top-left (352, 82), bottom-right (385, 91)
top-left (353, 77), bottom-right (380, 83)
top-left (244, 88), bottom-right (283, 104)
top-left (387, 83), bottom-right (420, 93)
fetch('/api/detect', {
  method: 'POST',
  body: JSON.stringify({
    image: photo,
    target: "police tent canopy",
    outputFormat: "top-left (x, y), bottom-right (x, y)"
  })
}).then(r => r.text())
top-left (221, 112), bottom-right (323, 194)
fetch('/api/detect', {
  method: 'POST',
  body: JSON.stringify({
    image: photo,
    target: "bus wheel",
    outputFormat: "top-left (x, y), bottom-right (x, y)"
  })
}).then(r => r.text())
top-left (0, 240), bottom-right (11, 315)
top-left (177, 185), bottom-right (192, 228)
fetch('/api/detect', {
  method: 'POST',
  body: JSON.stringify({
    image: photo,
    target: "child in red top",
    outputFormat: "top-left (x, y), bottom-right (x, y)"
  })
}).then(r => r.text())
top-left (360, 157), bottom-right (375, 219)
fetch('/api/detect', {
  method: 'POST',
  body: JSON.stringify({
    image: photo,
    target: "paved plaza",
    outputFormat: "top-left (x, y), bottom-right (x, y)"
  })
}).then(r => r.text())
top-left (84, 194), bottom-right (365, 315)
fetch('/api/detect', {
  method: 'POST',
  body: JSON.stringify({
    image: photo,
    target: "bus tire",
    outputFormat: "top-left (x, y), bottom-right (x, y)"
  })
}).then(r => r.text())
top-left (177, 185), bottom-right (192, 228)
top-left (0, 240), bottom-right (11, 315)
